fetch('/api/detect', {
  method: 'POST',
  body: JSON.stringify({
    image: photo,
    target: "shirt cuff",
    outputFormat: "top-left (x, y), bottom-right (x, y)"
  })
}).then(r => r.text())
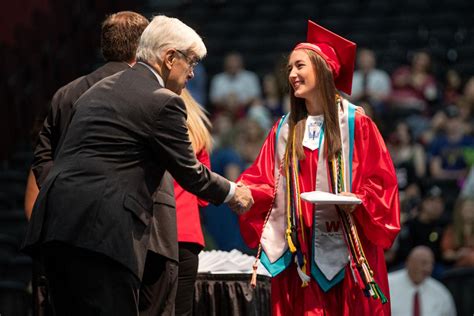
top-left (224, 181), bottom-right (237, 203)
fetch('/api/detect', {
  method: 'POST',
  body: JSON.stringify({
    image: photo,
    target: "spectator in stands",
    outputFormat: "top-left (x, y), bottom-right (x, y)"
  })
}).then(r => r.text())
top-left (390, 50), bottom-right (439, 114)
top-left (234, 118), bottom-right (266, 167)
top-left (456, 97), bottom-right (474, 136)
top-left (186, 62), bottom-right (207, 106)
top-left (441, 197), bottom-right (474, 267)
top-left (209, 52), bottom-right (261, 116)
top-left (202, 121), bottom-right (248, 252)
top-left (442, 69), bottom-right (462, 106)
top-left (462, 76), bottom-right (474, 110)
top-left (395, 186), bottom-right (447, 272)
top-left (259, 73), bottom-right (288, 120)
top-left (429, 105), bottom-right (474, 181)
top-left (388, 121), bottom-right (426, 192)
top-left (389, 246), bottom-right (457, 316)
top-left (350, 48), bottom-right (391, 114)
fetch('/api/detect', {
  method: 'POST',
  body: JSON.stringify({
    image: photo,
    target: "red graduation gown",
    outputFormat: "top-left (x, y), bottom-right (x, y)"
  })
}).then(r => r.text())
top-left (238, 112), bottom-right (400, 316)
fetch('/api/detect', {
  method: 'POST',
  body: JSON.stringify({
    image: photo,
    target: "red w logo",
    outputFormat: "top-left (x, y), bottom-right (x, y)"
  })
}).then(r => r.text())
top-left (325, 221), bottom-right (340, 232)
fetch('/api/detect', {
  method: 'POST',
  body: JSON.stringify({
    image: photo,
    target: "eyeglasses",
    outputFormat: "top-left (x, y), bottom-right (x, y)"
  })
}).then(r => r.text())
top-left (176, 50), bottom-right (199, 70)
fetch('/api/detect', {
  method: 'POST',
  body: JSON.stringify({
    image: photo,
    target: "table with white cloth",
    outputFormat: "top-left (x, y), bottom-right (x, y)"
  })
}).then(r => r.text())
top-left (193, 250), bottom-right (271, 316)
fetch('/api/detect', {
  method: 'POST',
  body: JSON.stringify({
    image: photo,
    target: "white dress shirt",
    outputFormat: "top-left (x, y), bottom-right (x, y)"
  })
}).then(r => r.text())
top-left (388, 269), bottom-right (456, 316)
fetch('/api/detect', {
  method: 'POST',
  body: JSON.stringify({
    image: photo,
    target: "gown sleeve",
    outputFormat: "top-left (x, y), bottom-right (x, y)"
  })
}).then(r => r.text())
top-left (237, 121), bottom-right (279, 248)
top-left (351, 113), bottom-right (401, 249)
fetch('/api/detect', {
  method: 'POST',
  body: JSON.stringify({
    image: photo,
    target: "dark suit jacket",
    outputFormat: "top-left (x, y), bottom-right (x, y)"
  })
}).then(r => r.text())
top-left (32, 61), bottom-right (130, 186)
top-left (150, 172), bottom-right (178, 262)
top-left (24, 63), bottom-right (230, 278)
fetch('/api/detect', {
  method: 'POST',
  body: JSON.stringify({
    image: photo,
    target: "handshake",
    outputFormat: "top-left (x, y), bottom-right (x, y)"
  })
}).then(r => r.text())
top-left (228, 182), bottom-right (254, 215)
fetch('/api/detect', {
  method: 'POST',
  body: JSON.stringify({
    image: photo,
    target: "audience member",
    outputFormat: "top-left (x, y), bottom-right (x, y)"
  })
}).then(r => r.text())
top-left (202, 126), bottom-right (248, 252)
top-left (388, 121), bottom-right (426, 192)
top-left (395, 186), bottom-right (448, 270)
top-left (390, 50), bottom-right (438, 114)
top-left (442, 69), bottom-right (462, 106)
top-left (350, 48), bottom-right (391, 113)
top-left (186, 62), bottom-right (207, 106)
top-left (233, 118), bottom-right (266, 167)
top-left (429, 105), bottom-right (474, 181)
top-left (209, 52), bottom-right (261, 115)
top-left (389, 246), bottom-right (457, 316)
top-left (441, 197), bottom-right (474, 267)
top-left (259, 73), bottom-right (288, 120)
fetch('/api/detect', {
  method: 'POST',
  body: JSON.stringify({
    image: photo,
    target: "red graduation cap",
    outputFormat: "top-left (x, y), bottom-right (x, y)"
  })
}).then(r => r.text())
top-left (294, 20), bottom-right (356, 95)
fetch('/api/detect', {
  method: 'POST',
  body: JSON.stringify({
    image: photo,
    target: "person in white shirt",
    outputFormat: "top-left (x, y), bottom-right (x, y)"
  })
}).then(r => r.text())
top-left (389, 246), bottom-right (456, 316)
top-left (350, 48), bottom-right (391, 111)
top-left (209, 52), bottom-right (261, 113)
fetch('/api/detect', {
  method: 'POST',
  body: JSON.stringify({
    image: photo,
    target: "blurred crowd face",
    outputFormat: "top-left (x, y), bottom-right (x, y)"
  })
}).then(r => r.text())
top-left (421, 195), bottom-right (444, 221)
top-left (263, 74), bottom-right (279, 97)
top-left (395, 122), bottom-right (412, 145)
top-left (463, 77), bottom-right (474, 103)
top-left (288, 50), bottom-right (317, 100)
top-left (357, 49), bottom-right (376, 72)
top-left (406, 246), bottom-right (434, 285)
top-left (461, 199), bottom-right (474, 222)
top-left (412, 52), bottom-right (431, 73)
top-left (224, 53), bottom-right (243, 75)
top-left (445, 112), bottom-right (463, 136)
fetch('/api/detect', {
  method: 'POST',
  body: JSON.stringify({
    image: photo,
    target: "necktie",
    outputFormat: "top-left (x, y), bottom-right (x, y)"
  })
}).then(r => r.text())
top-left (413, 290), bottom-right (420, 316)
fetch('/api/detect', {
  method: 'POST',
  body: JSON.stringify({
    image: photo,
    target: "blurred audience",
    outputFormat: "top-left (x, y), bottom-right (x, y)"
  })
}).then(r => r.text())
top-left (390, 50), bottom-right (439, 114)
top-left (350, 48), bottom-right (391, 113)
top-left (186, 62), bottom-right (207, 106)
top-left (395, 185), bottom-right (448, 273)
top-left (389, 246), bottom-right (457, 316)
top-left (388, 121), bottom-right (426, 191)
top-left (442, 69), bottom-right (462, 106)
top-left (233, 118), bottom-right (266, 167)
top-left (209, 52), bottom-right (261, 116)
top-left (441, 197), bottom-right (474, 267)
top-left (428, 105), bottom-right (474, 181)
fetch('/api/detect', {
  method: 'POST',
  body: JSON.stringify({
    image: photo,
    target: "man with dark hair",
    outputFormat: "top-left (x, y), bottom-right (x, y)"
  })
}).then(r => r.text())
top-left (32, 11), bottom-right (149, 185)
top-left (101, 11), bottom-right (148, 62)
top-left (25, 11), bottom-right (149, 316)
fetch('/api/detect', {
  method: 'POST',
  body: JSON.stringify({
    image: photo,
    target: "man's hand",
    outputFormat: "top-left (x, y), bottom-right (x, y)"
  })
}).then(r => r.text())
top-left (228, 183), bottom-right (254, 215)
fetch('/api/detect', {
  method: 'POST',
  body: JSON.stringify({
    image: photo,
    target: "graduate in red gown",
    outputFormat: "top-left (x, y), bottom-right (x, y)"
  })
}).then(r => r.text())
top-left (238, 21), bottom-right (400, 315)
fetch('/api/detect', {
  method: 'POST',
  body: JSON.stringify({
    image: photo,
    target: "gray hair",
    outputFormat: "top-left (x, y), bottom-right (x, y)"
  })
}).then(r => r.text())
top-left (136, 15), bottom-right (206, 64)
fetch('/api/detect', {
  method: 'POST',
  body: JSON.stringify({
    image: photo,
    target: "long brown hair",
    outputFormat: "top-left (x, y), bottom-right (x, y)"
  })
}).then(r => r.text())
top-left (287, 49), bottom-right (341, 160)
top-left (180, 89), bottom-right (212, 153)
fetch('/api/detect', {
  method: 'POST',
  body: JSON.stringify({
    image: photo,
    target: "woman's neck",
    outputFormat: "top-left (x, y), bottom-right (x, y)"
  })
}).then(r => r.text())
top-left (305, 96), bottom-right (323, 116)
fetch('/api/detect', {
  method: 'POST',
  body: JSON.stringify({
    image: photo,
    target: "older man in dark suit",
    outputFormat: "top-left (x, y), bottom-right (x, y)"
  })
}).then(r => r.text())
top-left (23, 15), bottom-right (253, 316)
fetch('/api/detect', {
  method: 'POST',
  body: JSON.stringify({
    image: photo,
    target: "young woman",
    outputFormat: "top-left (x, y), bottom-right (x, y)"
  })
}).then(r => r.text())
top-left (174, 88), bottom-right (213, 315)
top-left (237, 21), bottom-right (400, 315)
